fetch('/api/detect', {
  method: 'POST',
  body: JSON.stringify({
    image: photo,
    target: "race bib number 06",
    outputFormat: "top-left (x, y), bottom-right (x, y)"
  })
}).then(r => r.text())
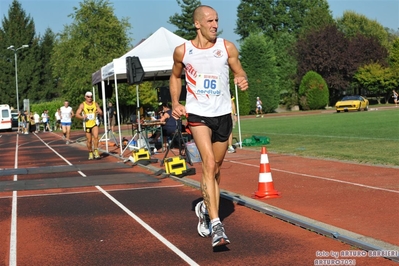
top-left (195, 74), bottom-right (221, 96)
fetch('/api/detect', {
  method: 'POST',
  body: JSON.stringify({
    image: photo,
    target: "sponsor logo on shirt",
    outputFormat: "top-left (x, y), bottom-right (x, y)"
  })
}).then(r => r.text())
top-left (213, 49), bottom-right (223, 58)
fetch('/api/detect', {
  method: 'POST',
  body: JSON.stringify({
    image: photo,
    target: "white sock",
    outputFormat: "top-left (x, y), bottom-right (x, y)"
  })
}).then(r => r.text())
top-left (211, 218), bottom-right (221, 228)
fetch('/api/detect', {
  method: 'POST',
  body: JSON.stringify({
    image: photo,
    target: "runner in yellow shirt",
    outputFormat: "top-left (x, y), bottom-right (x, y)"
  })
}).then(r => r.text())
top-left (75, 91), bottom-right (103, 160)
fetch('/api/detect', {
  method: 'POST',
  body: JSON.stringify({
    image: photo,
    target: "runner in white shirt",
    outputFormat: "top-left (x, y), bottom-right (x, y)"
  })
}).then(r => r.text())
top-left (33, 112), bottom-right (40, 133)
top-left (169, 5), bottom-right (248, 248)
top-left (55, 109), bottom-right (61, 130)
top-left (41, 110), bottom-right (51, 132)
top-left (60, 100), bottom-right (74, 144)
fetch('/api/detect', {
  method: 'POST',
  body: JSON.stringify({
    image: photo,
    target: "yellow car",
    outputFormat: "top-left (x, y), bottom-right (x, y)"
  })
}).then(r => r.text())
top-left (335, 95), bottom-right (369, 113)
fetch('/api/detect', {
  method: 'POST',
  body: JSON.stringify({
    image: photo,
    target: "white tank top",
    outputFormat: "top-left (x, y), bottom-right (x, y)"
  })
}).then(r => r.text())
top-left (183, 38), bottom-right (231, 117)
top-left (60, 106), bottom-right (73, 123)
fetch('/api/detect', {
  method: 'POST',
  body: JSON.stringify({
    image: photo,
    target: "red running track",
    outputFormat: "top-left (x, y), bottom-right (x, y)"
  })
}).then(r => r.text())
top-left (0, 129), bottom-right (397, 265)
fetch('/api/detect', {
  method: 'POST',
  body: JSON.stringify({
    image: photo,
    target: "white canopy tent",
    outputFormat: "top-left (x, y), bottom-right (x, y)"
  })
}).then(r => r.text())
top-left (91, 27), bottom-right (187, 155)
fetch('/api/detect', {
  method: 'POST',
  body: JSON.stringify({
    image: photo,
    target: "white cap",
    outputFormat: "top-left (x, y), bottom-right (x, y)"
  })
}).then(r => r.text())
top-left (85, 91), bottom-right (93, 97)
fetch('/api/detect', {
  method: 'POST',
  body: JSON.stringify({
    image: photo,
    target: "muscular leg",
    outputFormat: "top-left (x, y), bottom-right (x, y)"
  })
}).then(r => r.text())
top-left (190, 126), bottom-right (228, 221)
top-left (91, 126), bottom-right (99, 150)
top-left (66, 126), bottom-right (71, 141)
top-left (62, 125), bottom-right (67, 138)
top-left (86, 131), bottom-right (93, 151)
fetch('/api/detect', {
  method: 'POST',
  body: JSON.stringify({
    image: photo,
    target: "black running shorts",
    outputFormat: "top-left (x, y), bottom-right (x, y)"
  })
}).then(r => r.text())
top-left (85, 125), bottom-right (97, 133)
top-left (187, 113), bottom-right (232, 143)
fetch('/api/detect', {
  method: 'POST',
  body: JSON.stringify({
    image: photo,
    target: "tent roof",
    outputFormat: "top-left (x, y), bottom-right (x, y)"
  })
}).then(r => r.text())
top-left (92, 27), bottom-right (187, 85)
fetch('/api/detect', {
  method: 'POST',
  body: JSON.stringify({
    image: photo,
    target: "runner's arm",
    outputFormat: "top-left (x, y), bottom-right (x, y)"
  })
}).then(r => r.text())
top-left (225, 40), bottom-right (248, 91)
top-left (75, 104), bottom-right (85, 120)
top-left (169, 44), bottom-right (186, 119)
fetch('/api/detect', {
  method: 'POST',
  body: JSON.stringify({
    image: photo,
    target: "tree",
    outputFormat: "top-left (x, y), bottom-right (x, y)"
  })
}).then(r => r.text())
top-left (389, 38), bottom-right (399, 69)
top-left (274, 32), bottom-right (298, 108)
top-left (295, 25), bottom-right (388, 103)
top-left (354, 63), bottom-right (399, 104)
top-left (300, 0), bottom-right (334, 35)
top-left (235, 0), bottom-right (332, 40)
top-left (240, 33), bottom-right (278, 113)
top-left (50, 0), bottom-right (131, 108)
top-left (35, 28), bottom-right (57, 101)
top-left (168, 0), bottom-right (201, 40)
top-left (336, 11), bottom-right (389, 48)
top-left (0, 0), bottom-right (39, 110)
top-left (295, 25), bottom-right (350, 101)
top-left (235, 0), bottom-right (273, 40)
top-left (124, 82), bottom-right (157, 107)
top-left (386, 28), bottom-right (399, 44)
top-left (347, 33), bottom-right (388, 78)
top-left (298, 71), bottom-right (329, 110)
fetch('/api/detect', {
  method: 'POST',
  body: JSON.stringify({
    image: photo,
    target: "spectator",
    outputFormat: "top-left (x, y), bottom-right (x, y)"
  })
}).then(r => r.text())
top-left (149, 102), bottom-right (179, 151)
top-left (17, 111), bottom-right (23, 134)
top-left (256, 97), bottom-right (263, 117)
top-left (55, 109), bottom-right (61, 130)
top-left (393, 90), bottom-right (398, 107)
top-left (33, 112), bottom-right (40, 133)
top-left (42, 110), bottom-right (52, 132)
top-left (107, 102), bottom-right (116, 132)
top-left (29, 112), bottom-right (36, 133)
top-left (21, 110), bottom-right (28, 134)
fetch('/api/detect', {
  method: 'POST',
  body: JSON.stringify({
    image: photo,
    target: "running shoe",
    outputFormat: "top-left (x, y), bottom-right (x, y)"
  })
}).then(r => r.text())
top-left (88, 152), bottom-right (94, 160)
top-left (227, 146), bottom-right (236, 153)
top-left (93, 149), bottom-right (100, 159)
top-left (66, 141), bottom-right (70, 145)
top-left (195, 201), bottom-right (210, 237)
top-left (211, 223), bottom-right (230, 247)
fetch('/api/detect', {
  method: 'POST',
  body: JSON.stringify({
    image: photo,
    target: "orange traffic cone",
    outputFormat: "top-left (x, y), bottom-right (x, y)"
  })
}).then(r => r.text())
top-left (253, 146), bottom-right (280, 199)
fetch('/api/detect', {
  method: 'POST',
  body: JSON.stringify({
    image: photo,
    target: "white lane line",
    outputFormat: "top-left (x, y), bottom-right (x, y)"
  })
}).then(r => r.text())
top-left (96, 186), bottom-right (199, 266)
top-left (32, 134), bottom-right (199, 265)
top-left (9, 134), bottom-right (19, 266)
top-left (36, 134), bottom-right (73, 166)
top-left (227, 159), bottom-right (399, 194)
top-left (9, 191), bottom-right (17, 266)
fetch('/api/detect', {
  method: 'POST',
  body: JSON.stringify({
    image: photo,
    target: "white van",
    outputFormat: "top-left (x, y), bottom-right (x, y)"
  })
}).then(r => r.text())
top-left (0, 104), bottom-right (12, 131)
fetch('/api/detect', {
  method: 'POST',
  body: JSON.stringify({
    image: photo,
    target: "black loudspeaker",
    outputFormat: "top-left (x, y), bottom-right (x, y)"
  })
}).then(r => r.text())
top-left (126, 56), bottom-right (144, 85)
top-left (157, 86), bottom-right (187, 102)
top-left (97, 82), bottom-right (113, 99)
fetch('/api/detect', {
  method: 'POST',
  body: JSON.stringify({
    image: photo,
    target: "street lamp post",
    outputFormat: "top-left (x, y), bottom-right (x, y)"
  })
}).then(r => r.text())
top-left (7, 45), bottom-right (29, 112)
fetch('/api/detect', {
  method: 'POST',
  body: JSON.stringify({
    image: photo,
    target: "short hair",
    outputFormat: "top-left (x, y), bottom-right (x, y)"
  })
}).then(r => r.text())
top-left (193, 5), bottom-right (215, 23)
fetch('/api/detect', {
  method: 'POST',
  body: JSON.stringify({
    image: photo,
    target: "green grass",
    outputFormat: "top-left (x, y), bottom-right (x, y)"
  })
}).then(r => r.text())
top-left (234, 109), bottom-right (399, 166)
